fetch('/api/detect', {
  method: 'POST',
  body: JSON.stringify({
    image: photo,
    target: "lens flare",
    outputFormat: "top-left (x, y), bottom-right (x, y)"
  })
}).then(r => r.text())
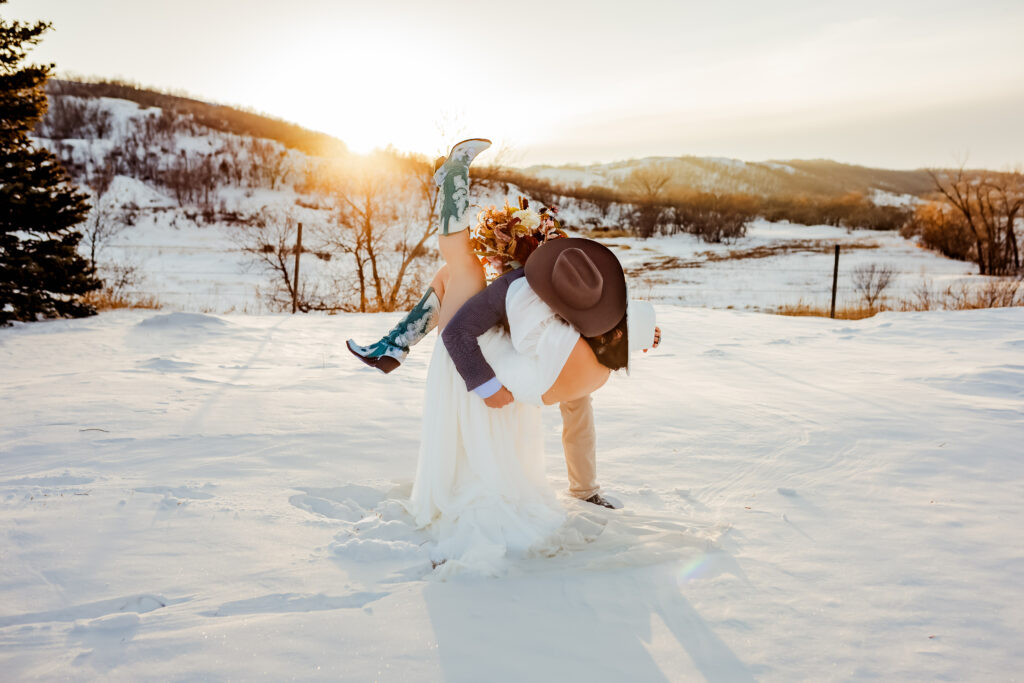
top-left (678, 553), bottom-right (715, 584)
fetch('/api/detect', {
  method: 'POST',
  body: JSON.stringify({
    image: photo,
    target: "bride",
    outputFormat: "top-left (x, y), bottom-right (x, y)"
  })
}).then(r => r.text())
top-left (364, 139), bottom-right (657, 575)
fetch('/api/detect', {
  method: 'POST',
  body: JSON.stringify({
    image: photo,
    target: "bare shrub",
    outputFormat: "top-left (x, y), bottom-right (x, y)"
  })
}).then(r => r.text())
top-left (905, 278), bottom-right (1023, 311)
top-left (630, 201), bottom-right (667, 238)
top-left (235, 209), bottom-right (324, 312)
top-left (960, 277), bottom-right (1023, 308)
top-left (908, 279), bottom-right (937, 311)
top-left (901, 201), bottom-right (974, 262)
top-left (81, 289), bottom-right (160, 311)
top-left (760, 193), bottom-right (912, 230)
top-left (666, 191), bottom-right (757, 243)
top-left (82, 261), bottom-right (157, 310)
top-left (100, 262), bottom-right (143, 297)
top-left (852, 263), bottom-right (896, 308)
top-left (783, 276), bottom-right (1022, 318)
top-left (576, 185), bottom-right (619, 221)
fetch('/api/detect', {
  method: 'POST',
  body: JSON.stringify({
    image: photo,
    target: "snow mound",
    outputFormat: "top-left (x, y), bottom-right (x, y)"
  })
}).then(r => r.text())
top-left (136, 312), bottom-right (229, 330)
top-left (105, 174), bottom-right (175, 208)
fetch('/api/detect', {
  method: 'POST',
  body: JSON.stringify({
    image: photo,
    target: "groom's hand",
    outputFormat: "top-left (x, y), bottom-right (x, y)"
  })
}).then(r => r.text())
top-left (484, 386), bottom-right (515, 409)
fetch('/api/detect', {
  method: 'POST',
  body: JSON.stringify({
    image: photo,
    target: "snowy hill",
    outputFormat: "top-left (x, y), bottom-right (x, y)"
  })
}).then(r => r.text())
top-left (1, 306), bottom-right (1022, 679)
top-left (520, 156), bottom-right (934, 199)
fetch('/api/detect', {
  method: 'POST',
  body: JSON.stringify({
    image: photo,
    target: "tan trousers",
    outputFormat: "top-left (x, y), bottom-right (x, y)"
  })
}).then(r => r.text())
top-left (559, 395), bottom-right (599, 500)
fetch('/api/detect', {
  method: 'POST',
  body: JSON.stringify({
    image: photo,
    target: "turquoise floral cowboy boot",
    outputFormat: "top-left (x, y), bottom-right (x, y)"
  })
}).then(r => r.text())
top-left (433, 138), bottom-right (491, 235)
top-left (346, 287), bottom-right (441, 374)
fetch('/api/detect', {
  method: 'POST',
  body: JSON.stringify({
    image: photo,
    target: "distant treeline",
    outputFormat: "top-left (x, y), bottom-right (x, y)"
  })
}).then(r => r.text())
top-left (511, 157), bottom-right (937, 201)
top-left (46, 78), bottom-right (348, 158)
top-left (481, 168), bottom-right (914, 241)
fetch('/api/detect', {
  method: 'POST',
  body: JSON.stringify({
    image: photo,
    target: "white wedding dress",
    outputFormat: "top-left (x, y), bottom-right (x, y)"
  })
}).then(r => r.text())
top-left (409, 278), bottom-right (581, 576)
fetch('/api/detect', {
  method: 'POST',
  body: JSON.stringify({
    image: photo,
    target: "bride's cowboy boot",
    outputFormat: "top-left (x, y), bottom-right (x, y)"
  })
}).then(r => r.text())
top-left (346, 287), bottom-right (440, 373)
top-left (346, 138), bottom-right (491, 373)
top-left (433, 138), bottom-right (491, 234)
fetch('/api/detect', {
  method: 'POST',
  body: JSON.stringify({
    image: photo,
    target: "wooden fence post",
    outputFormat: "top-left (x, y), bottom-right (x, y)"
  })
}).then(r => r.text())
top-left (292, 222), bottom-right (303, 314)
top-left (830, 244), bottom-right (840, 319)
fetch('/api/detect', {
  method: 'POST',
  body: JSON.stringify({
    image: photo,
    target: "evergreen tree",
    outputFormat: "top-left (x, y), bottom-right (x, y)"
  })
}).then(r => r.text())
top-left (0, 1), bottom-right (98, 325)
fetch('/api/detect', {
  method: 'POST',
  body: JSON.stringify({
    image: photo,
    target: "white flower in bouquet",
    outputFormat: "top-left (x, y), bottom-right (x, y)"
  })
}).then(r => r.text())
top-left (512, 209), bottom-right (541, 230)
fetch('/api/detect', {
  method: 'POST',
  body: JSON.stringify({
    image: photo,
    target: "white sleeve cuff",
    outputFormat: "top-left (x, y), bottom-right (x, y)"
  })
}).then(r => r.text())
top-left (472, 377), bottom-right (503, 399)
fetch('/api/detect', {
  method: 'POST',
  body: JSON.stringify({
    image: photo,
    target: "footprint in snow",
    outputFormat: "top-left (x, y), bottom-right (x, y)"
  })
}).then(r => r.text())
top-left (203, 591), bottom-right (387, 617)
top-left (134, 485), bottom-right (215, 500)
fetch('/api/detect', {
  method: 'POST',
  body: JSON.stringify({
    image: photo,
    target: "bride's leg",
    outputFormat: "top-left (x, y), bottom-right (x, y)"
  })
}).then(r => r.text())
top-left (431, 138), bottom-right (491, 329)
top-left (437, 230), bottom-right (485, 330)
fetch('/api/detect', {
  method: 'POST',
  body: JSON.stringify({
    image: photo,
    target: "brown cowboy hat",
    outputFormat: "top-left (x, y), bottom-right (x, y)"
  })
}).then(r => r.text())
top-left (524, 238), bottom-right (627, 337)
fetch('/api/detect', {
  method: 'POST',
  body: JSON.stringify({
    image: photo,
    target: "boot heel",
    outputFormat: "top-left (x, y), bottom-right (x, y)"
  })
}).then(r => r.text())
top-left (347, 339), bottom-right (404, 374)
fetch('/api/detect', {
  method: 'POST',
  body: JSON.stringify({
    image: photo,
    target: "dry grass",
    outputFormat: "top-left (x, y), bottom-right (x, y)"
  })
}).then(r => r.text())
top-left (581, 227), bottom-right (635, 239)
top-left (775, 301), bottom-right (882, 320)
top-left (773, 278), bottom-right (1023, 319)
top-left (81, 289), bottom-right (161, 311)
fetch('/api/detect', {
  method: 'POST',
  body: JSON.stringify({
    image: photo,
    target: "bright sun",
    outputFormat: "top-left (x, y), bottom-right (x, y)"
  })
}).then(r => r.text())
top-left (256, 30), bottom-right (452, 157)
top-left (239, 27), bottom-right (538, 161)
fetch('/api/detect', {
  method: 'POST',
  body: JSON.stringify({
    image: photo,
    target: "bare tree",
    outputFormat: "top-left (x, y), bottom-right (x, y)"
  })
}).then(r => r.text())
top-left (235, 209), bottom-right (321, 311)
top-left (305, 152), bottom-right (439, 312)
top-left (852, 263), bottom-right (896, 308)
top-left (927, 165), bottom-right (1024, 275)
top-left (474, 137), bottom-right (522, 181)
top-left (248, 139), bottom-right (291, 190)
top-left (624, 162), bottom-right (676, 238)
top-left (36, 94), bottom-right (113, 140)
top-left (624, 162), bottom-right (675, 201)
top-left (80, 182), bottom-right (125, 270)
top-left (433, 112), bottom-right (468, 158)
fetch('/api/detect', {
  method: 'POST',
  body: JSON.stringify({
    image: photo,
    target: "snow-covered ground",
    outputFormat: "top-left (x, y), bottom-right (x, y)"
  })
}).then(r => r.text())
top-left (99, 189), bottom-right (981, 315)
top-left (606, 220), bottom-right (979, 311)
top-left (2, 306), bottom-right (1022, 680)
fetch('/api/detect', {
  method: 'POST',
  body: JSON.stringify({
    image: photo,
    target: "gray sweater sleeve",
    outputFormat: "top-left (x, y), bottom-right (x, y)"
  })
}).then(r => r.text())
top-left (441, 268), bottom-right (526, 392)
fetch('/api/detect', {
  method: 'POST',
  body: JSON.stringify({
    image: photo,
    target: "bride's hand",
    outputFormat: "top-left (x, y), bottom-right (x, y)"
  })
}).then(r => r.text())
top-left (484, 386), bottom-right (515, 409)
top-left (643, 326), bottom-right (662, 353)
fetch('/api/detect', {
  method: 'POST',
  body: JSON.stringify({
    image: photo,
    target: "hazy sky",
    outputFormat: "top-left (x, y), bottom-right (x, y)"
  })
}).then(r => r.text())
top-left (7, 0), bottom-right (1024, 169)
